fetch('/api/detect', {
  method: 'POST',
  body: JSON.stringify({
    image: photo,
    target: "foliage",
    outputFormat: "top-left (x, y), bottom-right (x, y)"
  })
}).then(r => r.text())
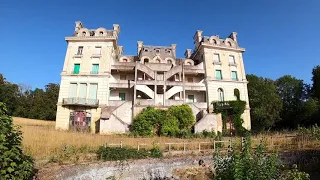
top-left (234, 88), bottom-right (240, 100)
top-left (275, 75), bottom-right (317, 128)
top-left (0, 74), bottom-right (59, 120)
top-left (312, 65), bottom-right (320, 101)
top-left (213, 133), bottom-right (309, 180)
top-left (279, 164), bottom-right (310, 180)
top-left (131, 107), bottom-right (166, 137)
top-left (0, 102), bottom-right (34, 179)
top-left (213, 100), bottom-right (246, 136)
top-left (132, 105), bottom-right (195, 137)
top-left (160, 114), bottom-right (180, 137)
top-left (96, 146), bottom-right (162, 161)
top-left (167, 104), bottom-right (195, 130)
top-left (246, 74), bottom-right (283, 131)
top-left (297, 124), bottom-right (320, 140)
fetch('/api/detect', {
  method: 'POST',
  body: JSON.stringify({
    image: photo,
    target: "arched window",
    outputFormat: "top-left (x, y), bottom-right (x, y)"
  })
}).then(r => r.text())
top-left (234, 88), bottom-right (240, 100)
top-left (167, 60), bottom-right (172, 64)
top-left (144, 58), bottom-right (149, 64)
top-left (186, 62), bottom-right (191, 65)
top-left (156, 59), bottom-right (161, 63)
top-left (213, 39), bottom-right (217, 44)
top-left (123, 59), bottom-right (128, 62)
top-left (82, 31), bottom-right (86, 36)
top-left (228, 42), bottom-right (232, 47)
top-left (99, 31), bottom-right (103, 36)
top-left (218, 88), bottom-right (224, 102)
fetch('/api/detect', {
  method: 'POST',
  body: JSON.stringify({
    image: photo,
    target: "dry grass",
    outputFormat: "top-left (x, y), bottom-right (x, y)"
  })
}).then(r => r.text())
top-left (13, 117), bottom-right (211, 161)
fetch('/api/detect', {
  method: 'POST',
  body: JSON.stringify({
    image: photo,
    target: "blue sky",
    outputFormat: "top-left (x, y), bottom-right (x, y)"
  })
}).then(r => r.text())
top-left (0, 0), bottom-right (319, 89)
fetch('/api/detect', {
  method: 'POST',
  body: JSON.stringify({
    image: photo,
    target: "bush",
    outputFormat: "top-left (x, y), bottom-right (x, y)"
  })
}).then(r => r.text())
top-left (298, 124), bottom-right (320, 140)
top-left (132, 105), bottom-right (195, 138)
top-left (213, 133), bottom-right (309, 180)
top-left (97, 146), bottom-right (162, 161)
top-left (0, 102), bottom-right (34, 179)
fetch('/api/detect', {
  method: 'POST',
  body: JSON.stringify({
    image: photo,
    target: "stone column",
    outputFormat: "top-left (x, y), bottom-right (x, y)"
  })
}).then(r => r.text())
top-left (154, 71), bottom-right (157, 106)
top-left (133, 62), bottom-right (138, 105)
top-left (182, 64), bottom-right (186, 103)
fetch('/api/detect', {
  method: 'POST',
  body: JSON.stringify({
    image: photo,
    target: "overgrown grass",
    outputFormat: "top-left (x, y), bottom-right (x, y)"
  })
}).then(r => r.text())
top-left (97, 146), bottom-right (163, 161)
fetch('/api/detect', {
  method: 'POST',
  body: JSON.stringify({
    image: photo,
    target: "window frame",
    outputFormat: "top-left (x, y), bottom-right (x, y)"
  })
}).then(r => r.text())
top-left (77, 46), bottom-right (83, 55)
top-left (119, 92), bottom-right (126, 101)
top-left (231, 71), bottom-right (238, 81)
top-left (215, 70), bottom-right (222, 80)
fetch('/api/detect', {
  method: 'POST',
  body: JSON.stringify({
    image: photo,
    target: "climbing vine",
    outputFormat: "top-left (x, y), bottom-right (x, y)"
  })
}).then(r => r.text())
top-left (212, 100), bottom-right (247, 136)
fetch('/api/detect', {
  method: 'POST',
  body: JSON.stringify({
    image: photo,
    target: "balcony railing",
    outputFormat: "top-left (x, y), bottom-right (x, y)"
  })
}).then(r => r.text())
top-left (212, 101), bottom-right (231, 110)
top-left (62, 98), bottom-right (99, 107)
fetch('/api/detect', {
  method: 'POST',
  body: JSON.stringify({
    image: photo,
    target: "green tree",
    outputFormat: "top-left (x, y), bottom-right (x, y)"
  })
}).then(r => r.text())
top-left (0, 102), bottom-right (34, 179)
top-left (247, 75), bottom-right (282, 131)
top-left (275, 75), bottom-right (316, 128)
top-left (312, 65), bottom-right (320, 100)
top-left (0, 83), bottom-right (19, 115)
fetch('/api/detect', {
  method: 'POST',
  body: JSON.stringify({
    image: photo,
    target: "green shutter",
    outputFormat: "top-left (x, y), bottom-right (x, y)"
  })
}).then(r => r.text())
top-left (74, 64), bottom-right (80, 74)
top-left (216, 70), bottom-right (222, 80)
top-left (119, 93), bottom-right (126, 101)
top-left (232, 71), bottom-right (238, 80)
top-left (188, 95), bottom-right (194, 103)
top-left (92, 64), bottom-right (99, 74)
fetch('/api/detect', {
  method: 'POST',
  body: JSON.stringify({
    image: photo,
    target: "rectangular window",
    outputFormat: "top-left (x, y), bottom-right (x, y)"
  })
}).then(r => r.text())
top-left (91, 64), bottom-right (99, 74)
top-left (214, 54), bottom-right (220, 62)
top-left (232, 71), bottom-right (238, 81)
top-left (95, 47), bottom-right (101, 55)
top-left (120, 75), bottom-right (126, 80)
top-left (89, 83), bottom-right (98, 104)
top-left (119, 93), bottom-right (126, 101)
top-left (68, 83), bottom-right (78, 98)
top-left (229, 55), bottom-right (235, 64)
top-left (215, 70), bottom-right (222, 80)
top-left (77, 46), bottom-right (83, 55)
top-left (73, 64), bottom-right (80, 74)
top-left (188, 95), bottom-right (195, 103)
top-left (79, 83), bottom-right (87, 104)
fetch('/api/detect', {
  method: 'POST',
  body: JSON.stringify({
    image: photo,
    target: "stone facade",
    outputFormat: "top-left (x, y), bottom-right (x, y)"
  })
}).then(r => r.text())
top-left (55, 21), bottom-right (251, 134)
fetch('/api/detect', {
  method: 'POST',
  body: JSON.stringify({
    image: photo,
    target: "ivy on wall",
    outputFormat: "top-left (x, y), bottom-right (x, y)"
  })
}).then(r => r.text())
top-left (212, 100), bottom-right (247, 136)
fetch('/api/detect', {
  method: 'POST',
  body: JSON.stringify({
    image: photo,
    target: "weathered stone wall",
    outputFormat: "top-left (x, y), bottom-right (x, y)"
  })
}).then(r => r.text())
top-left (51, 156), bottom-right (213, 180)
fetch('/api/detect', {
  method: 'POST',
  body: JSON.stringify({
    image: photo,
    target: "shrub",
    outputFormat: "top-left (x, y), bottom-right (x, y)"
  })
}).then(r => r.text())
top-left (297, 124), bottom-right (320, 140)
top-left (213, 133), bottom-right (309, 180)
top-left (97, 146), bottom-right (163, 161)
top-left (131, 107), bottom-right (166, 137)
top-left (279, 164), bottom-right (310, 180)
top-left (0, 102), bottom-right (34, 179)
top-left (160, 114), bottom-right (180, 137)
top-left (168, 104), bottom-right (195, 130)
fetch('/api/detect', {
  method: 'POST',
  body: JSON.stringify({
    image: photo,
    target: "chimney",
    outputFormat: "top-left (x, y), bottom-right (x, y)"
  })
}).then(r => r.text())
top-left (171, 44), bottom-right (177, 58)
top-left (193, 30), bottom-right (203, 43)
top-left (75, 21), bottom-right (83, 32)
top-left (229, 32), bottom-right (237, 42)
top-left (113, 24), bottom-right (120, 34)
top-left (184, 49), bottom-right (192, 58)
top-left (137, 41), bottom-right (143, 55)
top-left (118, 46), bottom-right (124, 56)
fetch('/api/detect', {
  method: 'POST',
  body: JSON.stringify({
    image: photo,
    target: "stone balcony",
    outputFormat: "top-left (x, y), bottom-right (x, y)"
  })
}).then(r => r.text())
top-left (109, 80), bottom-right (135, 88)
top-left (62, 98), bottom-right (99, 107)
top-left (111, 62), bottom-right (135, 71)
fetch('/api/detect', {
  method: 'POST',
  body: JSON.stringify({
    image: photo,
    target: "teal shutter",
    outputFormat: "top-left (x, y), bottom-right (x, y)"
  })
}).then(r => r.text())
top-left (92, 64), bottom-right (99, 74)
top-left (69, 83), bottom-right (78, 98)
top-left (74, 64), bottom-right (80, 74)
top-left (188, 95), bottom-right (194, 103)
top-left (232, 71), bottom-right (238, 80)
top-left (119, 93), bottom-right (126, 101)
top-left (216, 70), bottom-right (222, 80)
top-left (89, 84), bottom-right (98, 104)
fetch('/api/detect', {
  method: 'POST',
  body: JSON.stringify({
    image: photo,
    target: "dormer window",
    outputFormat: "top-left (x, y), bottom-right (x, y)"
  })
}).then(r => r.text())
top-left (156, 59), bottom-right (161, 63)
top-left (82, 32), bottom-right (86, 36)
top-left (228, 42), bottom-right (232, 47)
top-left (144, 48), bottom-right (148, 52)
top-left (99, 31), bottom-right (103, 36)
top-left (155, 49), bottom-right (160, 54)
top-left (123, 59), bottom-right (128, 62)
top-left (167, 60), bottom-right (172, 64)
top-left (144, 58), bottom-right (149, 64)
